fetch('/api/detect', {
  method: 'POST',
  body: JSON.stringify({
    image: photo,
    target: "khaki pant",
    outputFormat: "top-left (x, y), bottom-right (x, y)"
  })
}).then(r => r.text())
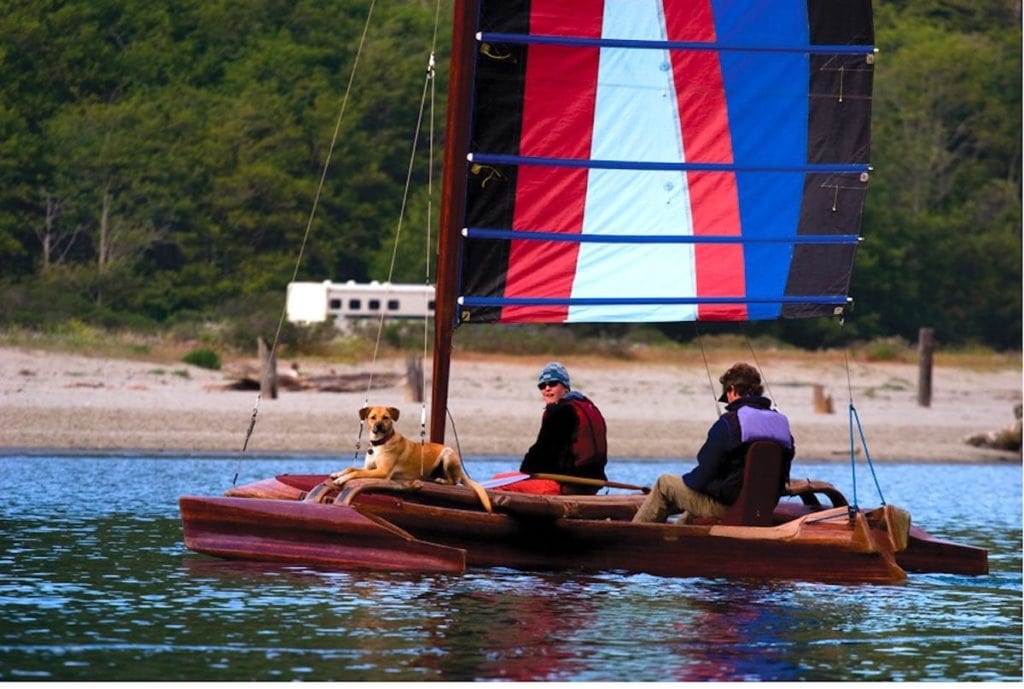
top-left (632, 474), bottom-right (728, 522)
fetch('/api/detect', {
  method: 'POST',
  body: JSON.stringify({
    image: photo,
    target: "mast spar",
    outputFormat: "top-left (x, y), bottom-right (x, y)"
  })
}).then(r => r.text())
top-left (431, 0), bottom-right (478, 444)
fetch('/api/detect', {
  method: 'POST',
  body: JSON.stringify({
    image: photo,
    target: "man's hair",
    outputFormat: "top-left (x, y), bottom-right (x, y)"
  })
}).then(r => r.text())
top-left (719, 362), bottom-right (764, 398)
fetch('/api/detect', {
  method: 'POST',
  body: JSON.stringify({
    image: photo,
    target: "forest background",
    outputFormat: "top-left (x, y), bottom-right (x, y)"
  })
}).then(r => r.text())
top-left (0, 0), bottom-right (1020, 355)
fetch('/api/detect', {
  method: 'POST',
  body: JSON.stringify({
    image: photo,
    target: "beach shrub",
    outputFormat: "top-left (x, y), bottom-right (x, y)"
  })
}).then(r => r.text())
top-left (860, 337), bottom-right (911, 362)
top-left (182, 347), bottom-right (221, 370)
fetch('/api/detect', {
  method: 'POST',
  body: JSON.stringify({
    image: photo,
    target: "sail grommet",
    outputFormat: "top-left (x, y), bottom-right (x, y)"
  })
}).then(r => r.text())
top-left (859, 172), bottom-right (870, 183)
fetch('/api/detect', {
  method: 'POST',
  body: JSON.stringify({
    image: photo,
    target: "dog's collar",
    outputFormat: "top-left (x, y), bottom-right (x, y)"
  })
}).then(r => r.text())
top-left (370, 429), bottom-right (395, 446)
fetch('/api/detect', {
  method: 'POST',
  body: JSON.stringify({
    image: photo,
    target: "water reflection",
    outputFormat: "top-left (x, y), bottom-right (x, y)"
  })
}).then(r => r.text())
top-left (0, 454), bottom-right (1021, 681)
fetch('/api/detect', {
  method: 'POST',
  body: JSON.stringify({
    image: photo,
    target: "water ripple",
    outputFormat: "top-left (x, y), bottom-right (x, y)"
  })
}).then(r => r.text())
top-left (0, 454), bottom-right (1020, 681)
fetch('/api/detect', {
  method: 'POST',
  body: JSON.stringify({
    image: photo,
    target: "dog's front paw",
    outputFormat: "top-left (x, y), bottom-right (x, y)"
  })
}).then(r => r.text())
top-left (329, 468), bottom-right (353, 479)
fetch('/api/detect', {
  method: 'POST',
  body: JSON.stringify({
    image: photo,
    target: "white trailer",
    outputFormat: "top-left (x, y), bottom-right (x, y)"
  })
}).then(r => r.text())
top-left (286, 281), bottom-right (435, 325)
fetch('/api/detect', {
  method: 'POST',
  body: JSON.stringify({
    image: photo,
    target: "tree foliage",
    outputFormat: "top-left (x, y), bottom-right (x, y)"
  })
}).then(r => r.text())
top-left (0, 0), bottom-right (1019, 348)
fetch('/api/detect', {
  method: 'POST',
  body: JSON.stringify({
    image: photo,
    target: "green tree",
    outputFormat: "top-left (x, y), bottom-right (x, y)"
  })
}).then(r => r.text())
top-left (855, 4), bottom-right (1021, 347)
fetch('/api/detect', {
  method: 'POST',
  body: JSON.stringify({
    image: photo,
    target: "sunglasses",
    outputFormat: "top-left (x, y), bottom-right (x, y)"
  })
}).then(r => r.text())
top-left (537, 380), bottom-right (561, 390)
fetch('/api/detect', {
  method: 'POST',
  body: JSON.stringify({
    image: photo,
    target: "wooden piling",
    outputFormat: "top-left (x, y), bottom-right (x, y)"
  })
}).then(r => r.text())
top-left (813, 385), bottom-right (834, 414)
top-left (917, 327), bottom-right (934, 408)
top-left (258, 337), bottom-right (278, 399)
top-left (406, 356), bottom-right (424, 402)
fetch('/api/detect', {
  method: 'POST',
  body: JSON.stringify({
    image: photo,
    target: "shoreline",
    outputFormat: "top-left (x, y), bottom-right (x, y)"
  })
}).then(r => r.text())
top-left (1, 345), bottom-right (1020, 464)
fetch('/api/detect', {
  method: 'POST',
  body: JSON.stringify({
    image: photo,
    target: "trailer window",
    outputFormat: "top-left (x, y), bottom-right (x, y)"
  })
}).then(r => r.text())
top-left (368, 299), bottom-right (381, 311)
top-left (348, 299), bottom-right (361, 311)
top-left (387, 299), bottom-right (400, 311)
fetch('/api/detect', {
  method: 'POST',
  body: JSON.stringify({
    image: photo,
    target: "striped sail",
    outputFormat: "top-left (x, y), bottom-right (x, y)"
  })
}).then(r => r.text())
top-left (457, 0), bottom-right (874, 323)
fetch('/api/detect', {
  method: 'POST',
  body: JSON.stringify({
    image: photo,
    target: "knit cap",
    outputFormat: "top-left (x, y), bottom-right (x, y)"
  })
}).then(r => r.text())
top-left (537, 361), bottom-right (571, 389)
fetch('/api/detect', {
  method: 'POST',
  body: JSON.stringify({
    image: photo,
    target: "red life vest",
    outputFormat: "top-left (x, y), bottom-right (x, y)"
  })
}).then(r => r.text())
top-left (567, 396), bottom-right (607, 472)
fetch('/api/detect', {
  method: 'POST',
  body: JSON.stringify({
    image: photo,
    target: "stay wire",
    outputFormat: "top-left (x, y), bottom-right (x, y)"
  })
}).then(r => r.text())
top-left (843, 349), bottom-right (887, 509)
top-left (694, 322), bottom-right (721, 417)
top-left (421, 0), bottom-right (441, 416)
top-left (420, 0), bottom-right (444, 438)
top-left (742, 327), bottom-right (779, 412)
top-left (364, 0), bottom-right (444, 452)
top-left (232, 0), bottom-right (379, 486)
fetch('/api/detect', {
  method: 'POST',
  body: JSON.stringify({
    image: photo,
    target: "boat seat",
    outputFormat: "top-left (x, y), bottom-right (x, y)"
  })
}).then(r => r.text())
top-left (716, 440), bottom-right (786, 527)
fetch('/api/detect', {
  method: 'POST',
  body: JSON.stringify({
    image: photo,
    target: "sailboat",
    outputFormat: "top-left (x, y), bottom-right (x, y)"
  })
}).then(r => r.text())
top-left (179, 0), bottom-right (988, 583)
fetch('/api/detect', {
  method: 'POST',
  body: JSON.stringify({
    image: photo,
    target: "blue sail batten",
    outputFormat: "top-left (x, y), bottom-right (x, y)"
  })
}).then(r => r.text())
top-left (468, 153), bottom-right (868, 174)
top-left (464, 228), bottom-right (859, 245)
top-left (477, 31), bottom-right (873, 55)
top-left (460, 295), bottom-right (849, 307)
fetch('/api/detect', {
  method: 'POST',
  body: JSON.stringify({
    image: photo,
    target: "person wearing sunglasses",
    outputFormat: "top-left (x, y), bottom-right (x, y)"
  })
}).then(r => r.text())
top-left (510, 361), bottom-right (609, 495)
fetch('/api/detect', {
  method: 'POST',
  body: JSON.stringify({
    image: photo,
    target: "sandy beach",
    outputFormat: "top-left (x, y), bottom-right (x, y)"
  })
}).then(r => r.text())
top-left (0, 345), bottom-right (1020, 464)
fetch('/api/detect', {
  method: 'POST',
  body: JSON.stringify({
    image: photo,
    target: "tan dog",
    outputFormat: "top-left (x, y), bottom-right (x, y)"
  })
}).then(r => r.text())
top-left (330, 406), bottom-right (492, 513)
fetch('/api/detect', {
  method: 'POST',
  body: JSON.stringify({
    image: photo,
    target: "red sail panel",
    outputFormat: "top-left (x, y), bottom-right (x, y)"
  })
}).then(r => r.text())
top-left (666, 0), bottom-right (746, 321)
top-left (502, 0), bottom-right (604, 323)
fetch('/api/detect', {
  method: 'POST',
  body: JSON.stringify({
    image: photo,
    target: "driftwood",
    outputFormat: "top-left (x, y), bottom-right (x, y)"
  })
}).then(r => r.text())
top-left (963, 403), bottom-right (1022, 452)
top-left (216, 363), bottom-right (403, 393)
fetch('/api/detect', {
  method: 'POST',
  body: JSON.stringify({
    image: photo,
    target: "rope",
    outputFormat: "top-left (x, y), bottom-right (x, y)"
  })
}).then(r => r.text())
top-left (359, 0), bottom-right (443, 456)
top-left (694, 323), bottom-right (721, 416)
top-left (231, 0), bottom-right (379, 485)
top-left (843, 349), bottom-right (886, 511)
top-left (743, 328), bottom-right (779, 412)
top-left (418, 50), bottom-right (437, 445)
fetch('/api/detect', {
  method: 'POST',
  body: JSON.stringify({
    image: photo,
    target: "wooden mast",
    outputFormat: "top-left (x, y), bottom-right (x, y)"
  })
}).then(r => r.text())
top-left (430, 0), bottom-right (477, 444)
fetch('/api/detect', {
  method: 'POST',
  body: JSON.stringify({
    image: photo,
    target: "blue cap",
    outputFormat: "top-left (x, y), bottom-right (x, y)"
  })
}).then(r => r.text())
top-left (537, 361), bottom-right (570, 389)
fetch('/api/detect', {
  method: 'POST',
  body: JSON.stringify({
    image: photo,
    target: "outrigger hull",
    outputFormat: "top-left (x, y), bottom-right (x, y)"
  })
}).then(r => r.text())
top-left (179, 494), bottom-right (465, 574)
top-left (178, 476), bottom-right (988, 584)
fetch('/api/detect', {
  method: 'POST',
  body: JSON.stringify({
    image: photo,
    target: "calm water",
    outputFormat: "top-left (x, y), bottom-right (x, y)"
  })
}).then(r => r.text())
top-left (1, 453), bottom-right (1020, 682)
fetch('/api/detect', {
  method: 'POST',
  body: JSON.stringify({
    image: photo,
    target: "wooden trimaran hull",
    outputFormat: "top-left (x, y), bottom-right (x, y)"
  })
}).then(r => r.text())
top-left (178, 476), bottom-right (988, 583)
top-left (178, 0), bottom-right (990, 585)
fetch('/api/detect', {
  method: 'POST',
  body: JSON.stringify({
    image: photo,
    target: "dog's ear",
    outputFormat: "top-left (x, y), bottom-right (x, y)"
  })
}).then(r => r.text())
top-left (359, 406), bottom-right (370, 421)
top-left (388, 406), bottom-right (401, 422)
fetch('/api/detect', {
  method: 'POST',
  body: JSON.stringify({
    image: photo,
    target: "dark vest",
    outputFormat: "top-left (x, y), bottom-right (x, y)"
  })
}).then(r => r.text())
top-left (705, 402), bottom-right (793, 505)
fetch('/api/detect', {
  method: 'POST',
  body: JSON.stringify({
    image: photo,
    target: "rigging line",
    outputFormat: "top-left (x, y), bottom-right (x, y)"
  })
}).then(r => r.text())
top-left (447, 405), bottom-right (462, 465)
top-left (694, 322), bottom-right (721, 417)
top-left (843, 349), bottom-right (887, 508)
top-left (419, 0), bottom-right (442, 414)
top-left (742, 328), bottom-right (778, 412)
top-left (421, 53), bottom-right (437, 409)
top-left (363, 48), bottom-right (436, 405)
top-left (231, 0), bottom-right (379, 486)
top-left (416, 0), bottom-right (444, 424)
